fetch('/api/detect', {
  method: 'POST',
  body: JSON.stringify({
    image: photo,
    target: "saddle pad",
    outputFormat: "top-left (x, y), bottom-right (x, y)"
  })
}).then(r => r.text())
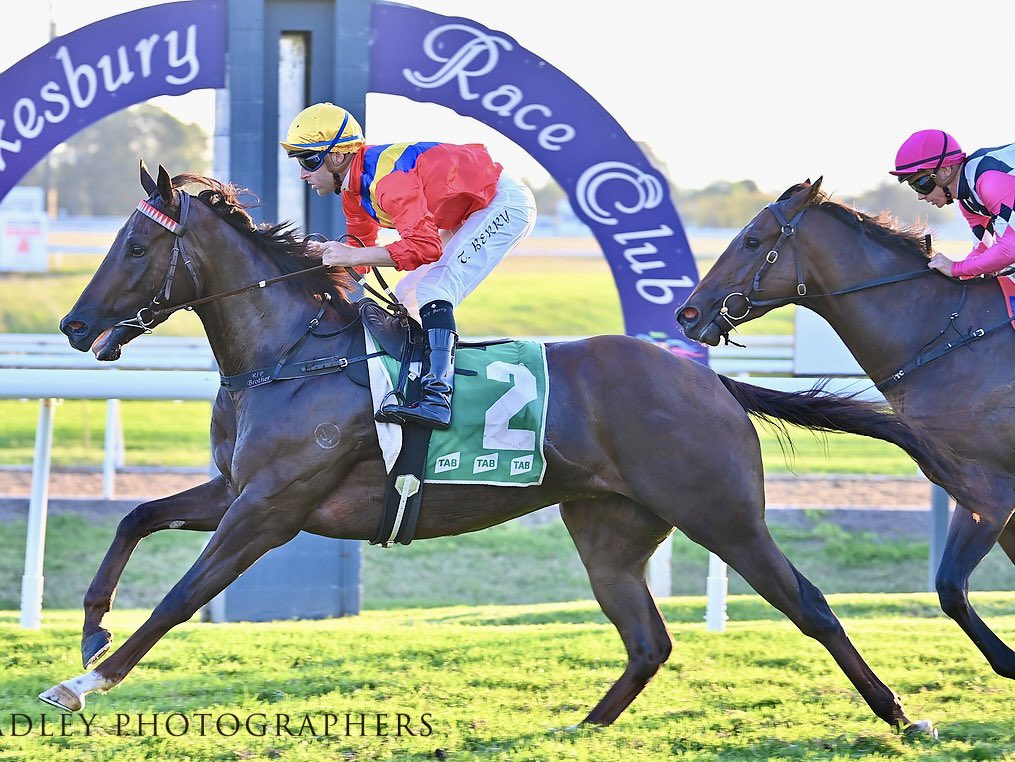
top-left (999, 275), bottom-right (1015, 329)
top-left (364, 329), bottom-right (550, 486)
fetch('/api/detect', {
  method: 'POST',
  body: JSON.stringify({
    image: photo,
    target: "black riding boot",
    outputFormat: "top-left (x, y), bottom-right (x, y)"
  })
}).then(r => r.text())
top-left (380, 301), bottom-right (457, 430)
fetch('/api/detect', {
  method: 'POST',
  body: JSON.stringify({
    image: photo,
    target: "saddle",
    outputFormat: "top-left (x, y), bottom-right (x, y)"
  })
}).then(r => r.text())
top-left (357, 297), bottom-right (418, 362)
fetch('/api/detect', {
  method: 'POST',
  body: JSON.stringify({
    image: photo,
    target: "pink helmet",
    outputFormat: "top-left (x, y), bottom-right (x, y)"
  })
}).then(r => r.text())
top-left (889, 130), bottom-right (965, 176)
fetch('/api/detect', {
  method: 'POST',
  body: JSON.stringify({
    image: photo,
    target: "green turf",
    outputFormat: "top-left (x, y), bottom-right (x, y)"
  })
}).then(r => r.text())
top-left (0, 597), bottom-right (1013, 760)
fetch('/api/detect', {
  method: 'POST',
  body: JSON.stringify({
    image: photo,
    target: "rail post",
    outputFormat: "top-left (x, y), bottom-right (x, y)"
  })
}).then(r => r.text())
top-left (20, 398), bottom-right (56, 629)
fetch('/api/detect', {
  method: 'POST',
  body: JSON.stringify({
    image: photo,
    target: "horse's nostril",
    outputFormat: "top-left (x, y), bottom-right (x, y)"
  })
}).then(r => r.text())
top-left (63, 320), bottom-right (87, 334)
top-left (678, 307), bottom-right (700, 325)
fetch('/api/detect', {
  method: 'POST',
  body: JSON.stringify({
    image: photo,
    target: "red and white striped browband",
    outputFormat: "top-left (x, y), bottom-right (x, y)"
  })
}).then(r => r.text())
top-left (136, 199), bottom-right (182, 234)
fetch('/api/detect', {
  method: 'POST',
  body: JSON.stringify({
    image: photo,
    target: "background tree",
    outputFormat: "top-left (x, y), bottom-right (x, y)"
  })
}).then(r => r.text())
top-left (21, 104), bottom-right (209, 216)
top-left (673, 179), bottom-right (774, 228)
top-left (843, 181), bottom-right (951, 229)
top-left (524, 176), bottom-right (566, 218)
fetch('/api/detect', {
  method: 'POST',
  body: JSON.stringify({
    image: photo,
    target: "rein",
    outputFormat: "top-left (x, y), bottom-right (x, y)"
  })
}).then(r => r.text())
top-left (714, 202), bottom-right (1007, 389)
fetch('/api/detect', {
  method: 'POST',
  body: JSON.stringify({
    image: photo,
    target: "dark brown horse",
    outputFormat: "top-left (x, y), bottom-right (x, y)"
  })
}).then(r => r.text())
top-left (677, 177), bottom-right (1015, 688)
top-left (45, 165), bottom-right (978, 734)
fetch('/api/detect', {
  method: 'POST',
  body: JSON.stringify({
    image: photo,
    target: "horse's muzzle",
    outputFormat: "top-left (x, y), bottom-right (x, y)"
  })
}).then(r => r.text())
top-left (676, 304), bottom-right (724, 346)
top-left (60, 314), bottom-right (93, 352)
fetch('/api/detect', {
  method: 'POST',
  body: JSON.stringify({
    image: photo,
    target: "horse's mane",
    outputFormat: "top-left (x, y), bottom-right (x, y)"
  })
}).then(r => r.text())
top-left (781, 183), bottom-right (931, 260)
top-left (171, 173), bottom-right (360, 319)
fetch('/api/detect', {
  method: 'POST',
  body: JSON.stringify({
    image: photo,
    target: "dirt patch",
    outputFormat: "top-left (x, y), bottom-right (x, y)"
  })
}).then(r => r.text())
top-left (0, 469), bottom-right (945, 540)
top-left (0, 469), bottom-right (934, 507)
top-left (0, 469), bottom-right (209, 502)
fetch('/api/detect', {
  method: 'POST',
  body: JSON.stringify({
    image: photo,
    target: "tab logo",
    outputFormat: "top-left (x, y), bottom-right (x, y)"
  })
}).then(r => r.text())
top-left (434, 451), bottom-right (461, 474)
top-left (473, 453), bottom-right (499, 473)
top-left (510, 455), bottom-right (534, 475)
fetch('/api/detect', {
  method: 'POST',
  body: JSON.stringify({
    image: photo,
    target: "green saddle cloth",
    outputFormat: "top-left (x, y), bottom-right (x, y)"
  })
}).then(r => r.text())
top-left (366, 330), bottom-right (549, 487)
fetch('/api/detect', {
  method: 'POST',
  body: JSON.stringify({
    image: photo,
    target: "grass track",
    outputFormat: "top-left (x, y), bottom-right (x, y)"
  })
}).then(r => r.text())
top-left (1, 596), bottom-right (1014, 760)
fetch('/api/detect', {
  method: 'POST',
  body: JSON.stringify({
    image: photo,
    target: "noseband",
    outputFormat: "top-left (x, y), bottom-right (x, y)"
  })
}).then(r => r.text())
top-left (115, 192), bottom-right (199, 333)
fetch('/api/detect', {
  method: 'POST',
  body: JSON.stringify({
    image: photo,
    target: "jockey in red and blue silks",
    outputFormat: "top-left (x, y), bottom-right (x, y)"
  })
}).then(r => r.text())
top-left (891, 129), bottom-right (1015, 278)
top-left (281, 102), bottom-right (537, 431)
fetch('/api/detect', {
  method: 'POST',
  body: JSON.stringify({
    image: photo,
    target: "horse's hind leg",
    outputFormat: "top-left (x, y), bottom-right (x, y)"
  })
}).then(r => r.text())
top-left (936, 506), bottom-right (1015, 676)
top-left (682, 516), bottom-right (926, 733)
top-left (81, 476), bottom-right (235, 669)
top-left (560, 495), bottom-right (675, 726)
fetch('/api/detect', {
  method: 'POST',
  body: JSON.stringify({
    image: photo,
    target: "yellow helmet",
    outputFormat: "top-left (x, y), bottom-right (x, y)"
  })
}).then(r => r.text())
top-left (280, 102), bottom-right (365, 156)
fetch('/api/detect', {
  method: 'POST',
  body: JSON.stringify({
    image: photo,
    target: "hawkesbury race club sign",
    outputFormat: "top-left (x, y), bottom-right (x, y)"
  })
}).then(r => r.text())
top-left (0, 0), bottom-right (702, 356)
top-left (0, 0), bottom-right (226, 196)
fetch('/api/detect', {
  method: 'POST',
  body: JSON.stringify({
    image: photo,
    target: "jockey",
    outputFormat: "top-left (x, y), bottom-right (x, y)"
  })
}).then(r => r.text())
top-left (890, 129), bottom-right (1015, 278)
top-left (281, 102), bottom-right (537, 430)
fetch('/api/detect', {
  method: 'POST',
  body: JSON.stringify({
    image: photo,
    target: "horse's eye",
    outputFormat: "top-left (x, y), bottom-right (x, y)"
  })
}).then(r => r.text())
top-left (129, 244), bottom-right (146, 258)
top-left (745, 236), bottom-right (761, 251)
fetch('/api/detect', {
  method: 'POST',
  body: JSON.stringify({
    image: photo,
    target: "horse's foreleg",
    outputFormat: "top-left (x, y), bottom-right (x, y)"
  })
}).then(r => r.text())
top-left (560, 496), bottom-right (674, 726)
top-left (42, 489), bottom-right (310, 712)
top-left (686, 518), bottom-right (930, 734)
top-left (81, 476), bottom-right (236, 669)
top-left (936, 506), bottom-right (1015, 677)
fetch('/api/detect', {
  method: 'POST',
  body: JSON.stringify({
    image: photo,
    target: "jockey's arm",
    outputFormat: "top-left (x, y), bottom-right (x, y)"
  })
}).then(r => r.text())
top-left (951, 171), bottom-right (1015, 278)
top-left (312, 241), bottom-right (395, 268)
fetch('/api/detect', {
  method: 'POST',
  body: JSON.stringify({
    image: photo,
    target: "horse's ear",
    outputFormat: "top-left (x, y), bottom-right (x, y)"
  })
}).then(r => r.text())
top-left (140, 160), bottom-right (158, 197)
top-left (778, 176), bottom-right (824, 208)
top-left (155, 164), bottom-right (174, 206)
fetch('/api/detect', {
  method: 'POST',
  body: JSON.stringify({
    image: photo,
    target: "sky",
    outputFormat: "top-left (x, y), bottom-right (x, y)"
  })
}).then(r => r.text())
top-left (2, 0), bottom-right (1013, 196)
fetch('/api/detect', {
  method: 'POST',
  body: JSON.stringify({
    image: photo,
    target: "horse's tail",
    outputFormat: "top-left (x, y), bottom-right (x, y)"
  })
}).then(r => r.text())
top-left (717, 375), bottom-right (989, 511)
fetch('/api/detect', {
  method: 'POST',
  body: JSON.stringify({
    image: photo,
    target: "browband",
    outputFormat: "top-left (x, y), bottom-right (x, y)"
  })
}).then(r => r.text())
top-left (136, 198), bottom-right (186, 236)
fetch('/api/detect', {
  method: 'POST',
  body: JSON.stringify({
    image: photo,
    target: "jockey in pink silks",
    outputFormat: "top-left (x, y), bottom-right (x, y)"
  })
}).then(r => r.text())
top-left (890, 129), bottom-right (1015, 278)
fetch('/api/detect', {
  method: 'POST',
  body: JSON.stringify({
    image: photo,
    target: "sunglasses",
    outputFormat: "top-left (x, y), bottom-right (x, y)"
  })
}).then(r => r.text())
top-left (907, 172), bottom-right (938, 195)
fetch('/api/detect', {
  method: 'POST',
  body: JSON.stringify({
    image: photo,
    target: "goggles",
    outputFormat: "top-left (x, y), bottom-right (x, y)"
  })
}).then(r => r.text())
top-left (906, 172), bottom-right (938, 196)
top-left (295, 150), bottom-right (329, 172)
top-left (288, 112), bottom-right (353, 171)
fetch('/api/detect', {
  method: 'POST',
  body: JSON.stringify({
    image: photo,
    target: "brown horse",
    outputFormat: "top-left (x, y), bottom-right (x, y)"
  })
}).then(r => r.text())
top-left (677, 177), bottom-right (1015, 686)
top-left (46, 165), bottom-right (977, 733)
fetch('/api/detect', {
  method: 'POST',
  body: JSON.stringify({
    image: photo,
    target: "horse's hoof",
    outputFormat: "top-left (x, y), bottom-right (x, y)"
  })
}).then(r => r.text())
top-left (549, 724), bottom-right (582, 734)
top-left (39, 683), bottom-right (84, 713)
top-left (903, 719), bottom-right (938, 739)
top-left (82, 629), bottom-right (112, 669)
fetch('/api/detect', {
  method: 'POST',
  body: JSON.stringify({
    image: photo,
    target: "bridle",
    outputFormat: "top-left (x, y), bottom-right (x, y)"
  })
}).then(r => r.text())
top-left (115, 192), bottom-right (201, 332)
top-left (714, 201), bottom-right (936, 343)
top-left (710, 200), bottom-right (1012, 392)
top-left (114, 191), bottom-right (405, 334)
top-left (715, 204), bottom-right (809, 337)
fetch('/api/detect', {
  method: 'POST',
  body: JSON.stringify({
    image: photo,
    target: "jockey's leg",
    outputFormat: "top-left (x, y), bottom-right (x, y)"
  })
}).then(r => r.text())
top-left (381, 173), bottom-right (536, 430)
top-left (381, 300), bottom-right (457, 430)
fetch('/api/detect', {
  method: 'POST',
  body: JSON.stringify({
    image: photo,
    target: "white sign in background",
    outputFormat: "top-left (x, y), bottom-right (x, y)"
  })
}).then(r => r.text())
top-left (793, 308), bottom-right (864, 376)
top-left (0, 186), bottom-right (47, 272)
